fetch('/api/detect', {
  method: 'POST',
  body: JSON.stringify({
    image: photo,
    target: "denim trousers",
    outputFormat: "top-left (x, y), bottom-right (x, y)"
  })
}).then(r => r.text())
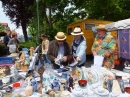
top-left (43, 54), bottom-right (51, 65)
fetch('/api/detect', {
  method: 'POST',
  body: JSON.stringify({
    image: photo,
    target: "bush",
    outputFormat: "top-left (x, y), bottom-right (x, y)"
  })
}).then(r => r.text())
top-left (0, 44), bottom-right (6, 56)
top-left (18, 41), bottom-right (36, 51)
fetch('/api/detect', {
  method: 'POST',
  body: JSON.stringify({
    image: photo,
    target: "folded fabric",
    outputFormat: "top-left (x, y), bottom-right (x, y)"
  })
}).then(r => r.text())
top-left (112, 80), bottom-right (122, 94)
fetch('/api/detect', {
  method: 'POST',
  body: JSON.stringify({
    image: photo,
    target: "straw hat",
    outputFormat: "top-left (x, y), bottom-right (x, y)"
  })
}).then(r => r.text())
top-left (97, 24), bottom-right (107, 31)
top-left (71, 27), bottom-right (84, 35)
top-left (55, 32), bottom-right (66, 40)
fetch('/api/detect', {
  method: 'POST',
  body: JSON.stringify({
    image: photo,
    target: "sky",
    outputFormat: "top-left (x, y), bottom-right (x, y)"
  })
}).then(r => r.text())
top-left (0, 2), bottom-right (23, 35)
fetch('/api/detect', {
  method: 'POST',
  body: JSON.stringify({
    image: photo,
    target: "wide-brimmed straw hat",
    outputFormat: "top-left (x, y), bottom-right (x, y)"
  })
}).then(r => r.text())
top-left (97, 24), bottom-right (107, 31)
top-left (71, 27), bottom-right (84, 35)
top-left (55, 32), bottom-right (66, 40)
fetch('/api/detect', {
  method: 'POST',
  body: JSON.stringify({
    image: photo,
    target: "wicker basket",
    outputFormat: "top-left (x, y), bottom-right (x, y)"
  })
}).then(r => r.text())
top-left (21, 65), bottom-right (28, 71)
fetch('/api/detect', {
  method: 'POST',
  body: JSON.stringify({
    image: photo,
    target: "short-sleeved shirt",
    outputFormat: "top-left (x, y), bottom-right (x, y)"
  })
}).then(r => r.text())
top-left (8, 39), bottom-right (18, 47)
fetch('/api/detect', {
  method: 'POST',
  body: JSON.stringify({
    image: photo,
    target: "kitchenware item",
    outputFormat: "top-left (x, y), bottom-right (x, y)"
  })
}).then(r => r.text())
top-left (124, 87), bottom-right (130, 94)
top-left (70, 67), bottom-right (82, 83)
top-left (78, 79), bottom-right (87, 87)
top-left (2, 76), bottom-right (10, 84)
top-left (13, 82), bottom-right (20, 88)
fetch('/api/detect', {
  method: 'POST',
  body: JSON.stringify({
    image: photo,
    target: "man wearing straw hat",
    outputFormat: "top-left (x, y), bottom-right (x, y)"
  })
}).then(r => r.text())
top-left (91, 24), bottom-right (116, 69)
top-left (71, 27), bottom-right (86, 67)
top-left (47, 32), bottom-right (72, 69)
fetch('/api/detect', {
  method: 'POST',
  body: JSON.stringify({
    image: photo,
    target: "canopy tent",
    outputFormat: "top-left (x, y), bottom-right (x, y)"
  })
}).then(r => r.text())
top-left (92, 18), bottom-right (130, 32)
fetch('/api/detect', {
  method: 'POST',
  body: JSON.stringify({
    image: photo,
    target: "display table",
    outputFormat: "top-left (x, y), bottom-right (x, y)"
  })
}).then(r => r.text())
top-left (1, 65), bottom-right (130, 97)
top-left (69, 68), bottom-right (130, 97)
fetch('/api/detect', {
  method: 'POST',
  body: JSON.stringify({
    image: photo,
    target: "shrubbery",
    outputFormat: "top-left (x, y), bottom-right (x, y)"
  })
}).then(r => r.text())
top-left (18, 41), bottom-right (36, 50)
top-left (0, 44), bottom-right (6, 56)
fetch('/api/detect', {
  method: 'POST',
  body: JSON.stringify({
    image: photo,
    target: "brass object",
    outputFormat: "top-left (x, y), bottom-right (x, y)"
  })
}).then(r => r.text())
top-left (103, 78), bottom-right (107, 89)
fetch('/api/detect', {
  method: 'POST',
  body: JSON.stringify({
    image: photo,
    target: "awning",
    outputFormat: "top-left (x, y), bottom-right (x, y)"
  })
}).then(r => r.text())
top-left (92, 18), bottom-right (130, 32)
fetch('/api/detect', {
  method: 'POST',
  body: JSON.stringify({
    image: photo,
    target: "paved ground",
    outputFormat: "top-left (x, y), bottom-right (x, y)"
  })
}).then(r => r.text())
top-left (85, 55), bottom-right (93, 68)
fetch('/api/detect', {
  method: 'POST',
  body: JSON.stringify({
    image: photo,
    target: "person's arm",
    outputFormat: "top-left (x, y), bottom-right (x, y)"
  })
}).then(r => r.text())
top-left (47, 41), bottom-right (56, 62)
top-left (91, 38), bottom-right (97, 56)
top-left (3, 36), bottom-right (8, 45)
top-left (76, 39), bottom-right (86, 60)
top-left (7, 39), bottom-right (12, 47)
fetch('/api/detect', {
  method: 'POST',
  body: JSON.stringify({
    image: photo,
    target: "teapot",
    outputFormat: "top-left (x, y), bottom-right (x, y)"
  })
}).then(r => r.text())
top-left (70, 84), bottom-right (83, 97)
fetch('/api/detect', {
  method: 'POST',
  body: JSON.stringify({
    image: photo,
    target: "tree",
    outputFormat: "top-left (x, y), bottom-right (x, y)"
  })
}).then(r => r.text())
top-left (0, 0), bottom-right (35, 41)
top-left (0, 24), bottom-right (5, 32)
top-left (28, 0), bottom-right (87, 39)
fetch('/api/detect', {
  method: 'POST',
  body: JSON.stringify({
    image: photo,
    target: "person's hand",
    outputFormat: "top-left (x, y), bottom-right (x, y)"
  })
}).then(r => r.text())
top-left (63, 56), bottom-right (67, 62)
top-left (54, 58), bottom-right (56, 62)
top-left (76, 56), bottom-right (80, 61)
top-left (93, 51), bottom-right (97, 56)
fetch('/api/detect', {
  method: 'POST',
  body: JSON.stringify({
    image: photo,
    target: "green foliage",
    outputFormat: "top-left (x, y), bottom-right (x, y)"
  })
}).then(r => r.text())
top-left (0, 0), bottom-right (35, 41)
top-left (85, 0), bottom-right (130, 21)
top-left (0, 24), bottom-right (5, 32)
top-left (19, 41), bottom-right (36, 50)
top-left (0, 44), bottom-right (6, 57)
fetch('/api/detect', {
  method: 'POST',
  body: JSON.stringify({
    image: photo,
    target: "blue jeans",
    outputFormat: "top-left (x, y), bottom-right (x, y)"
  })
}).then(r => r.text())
top-left (43, 54), bottom-right (51, 65)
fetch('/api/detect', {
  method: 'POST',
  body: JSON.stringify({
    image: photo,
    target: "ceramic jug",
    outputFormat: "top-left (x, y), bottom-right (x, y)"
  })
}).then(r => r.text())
top-left (25, 80), bottom-right (33, 96)
top-left (52, 78), bottom-right (60, 91)
top-left (30, 76), bottom-right (37, 92)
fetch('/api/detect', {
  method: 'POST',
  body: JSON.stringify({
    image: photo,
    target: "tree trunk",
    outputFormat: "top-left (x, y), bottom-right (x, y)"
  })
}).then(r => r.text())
top-left (49, 6), bottom-right (52, 27)
top-left (21, 22), bottom-right (28, 41)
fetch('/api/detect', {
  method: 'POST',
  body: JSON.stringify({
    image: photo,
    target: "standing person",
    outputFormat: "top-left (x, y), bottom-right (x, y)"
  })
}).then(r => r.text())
top-left (47, 32), bottom-right (72, 69)
top-left (41, 34), bottom-right (51, 65)
top-left (71, 27), bottom-right (86, 67)
top-left (3, 30), bottom-right (11, 55)
top-left (7, 32), bottom-right (19, 53)
top-left (91, 24), bottom-right (116, 69)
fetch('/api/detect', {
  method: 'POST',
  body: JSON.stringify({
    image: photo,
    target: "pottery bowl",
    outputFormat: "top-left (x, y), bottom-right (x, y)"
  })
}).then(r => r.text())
top-left (78, 80), bottom-right (87, 87)
top-left (125, 87), bottom-right (130, 94)
top-left (2, 76), bottom-right (10, 84)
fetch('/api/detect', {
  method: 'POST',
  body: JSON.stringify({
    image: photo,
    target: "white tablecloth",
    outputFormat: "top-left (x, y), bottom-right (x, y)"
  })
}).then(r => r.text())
top-left (29, 53), bottom-right (39, 70)
top-left (69, 68), bottom-right (130, 97)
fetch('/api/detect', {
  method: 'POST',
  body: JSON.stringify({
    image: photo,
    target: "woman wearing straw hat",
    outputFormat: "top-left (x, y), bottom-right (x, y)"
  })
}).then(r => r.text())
top-left (47, 32), bottom-right (72, 69)
top-left (71, 27), bottom-right (86, 67)
top-left (91, 24), bottom-right (116, 69)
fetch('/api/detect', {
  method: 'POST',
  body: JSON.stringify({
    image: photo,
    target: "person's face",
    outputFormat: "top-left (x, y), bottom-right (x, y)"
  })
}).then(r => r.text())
top-left (7, 31), bottom-right (11, 36)
top-left (14, 34), bottom-right (17, 40)
top-left (97, 30), bottom-right (106, 38)
top-left (74, 35), bottom-right (81, 40)
top-left (41, 36), bottom-right (45, 40)
top-left (57, 40), bottom-right (64, 45)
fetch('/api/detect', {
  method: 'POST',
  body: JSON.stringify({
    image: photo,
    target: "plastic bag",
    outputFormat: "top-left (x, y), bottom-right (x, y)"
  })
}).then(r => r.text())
top-left (9, 45), bottom-right (16, 53)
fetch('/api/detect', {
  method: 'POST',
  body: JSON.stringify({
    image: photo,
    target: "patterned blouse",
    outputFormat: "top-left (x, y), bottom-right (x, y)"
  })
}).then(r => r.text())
top-left (42, 39), bottom-right (49, 54)
top-left (91, 33), bottom-right (116, 69)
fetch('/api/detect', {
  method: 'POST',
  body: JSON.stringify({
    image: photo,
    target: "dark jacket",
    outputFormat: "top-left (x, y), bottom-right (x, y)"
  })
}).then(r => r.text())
top-left (3, 35), bottom-right (11, 49)
top-left (47, 40), bottom-right (72, 69)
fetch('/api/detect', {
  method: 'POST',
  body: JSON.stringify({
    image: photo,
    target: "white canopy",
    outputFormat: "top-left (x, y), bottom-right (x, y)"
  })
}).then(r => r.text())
top-left (92, 18), bottom-right (130, 32)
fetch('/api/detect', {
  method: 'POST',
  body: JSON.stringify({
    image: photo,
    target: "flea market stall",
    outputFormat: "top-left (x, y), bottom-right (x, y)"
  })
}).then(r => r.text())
top-left (0, 37), bottom-right (130, 96)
